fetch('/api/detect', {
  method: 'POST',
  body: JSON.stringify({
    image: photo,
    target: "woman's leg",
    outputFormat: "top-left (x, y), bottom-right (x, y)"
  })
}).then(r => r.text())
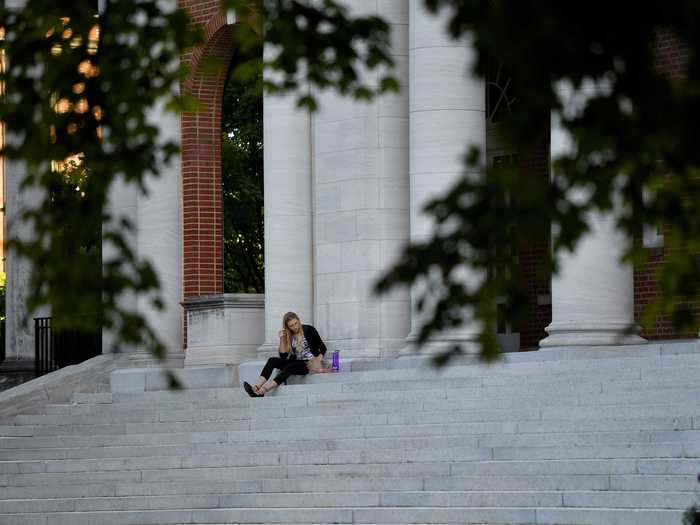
top-left (263, 360), bottom-right (309, 394)
top-left (254, 357), bottom-right (286, 393)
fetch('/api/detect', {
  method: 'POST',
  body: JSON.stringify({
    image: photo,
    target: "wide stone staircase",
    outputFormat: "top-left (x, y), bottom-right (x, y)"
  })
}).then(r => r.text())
top-left (1, 343), bottom-right (699, 524)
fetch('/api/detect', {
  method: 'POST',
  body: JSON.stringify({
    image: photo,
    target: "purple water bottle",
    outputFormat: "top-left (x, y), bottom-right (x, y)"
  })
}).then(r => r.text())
top-left (331, 350), bottom-right (340, 373)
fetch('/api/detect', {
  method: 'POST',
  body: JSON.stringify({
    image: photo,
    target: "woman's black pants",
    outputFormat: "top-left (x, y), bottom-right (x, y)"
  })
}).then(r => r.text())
top-left (260, 357), bottom-right (308, 385)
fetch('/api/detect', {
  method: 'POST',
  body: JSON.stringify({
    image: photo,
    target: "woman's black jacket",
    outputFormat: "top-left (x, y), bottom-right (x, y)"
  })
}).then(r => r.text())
top-left (279, 324), bottom-right (327, 360)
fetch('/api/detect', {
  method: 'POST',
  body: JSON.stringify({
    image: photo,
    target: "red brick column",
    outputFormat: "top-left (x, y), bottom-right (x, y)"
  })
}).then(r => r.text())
top-left (632, 32), bottom-right (697, 339)
top-left (180, 2), bottom-right (232, 297)
top-left (518, 140), bottom-right (552, 350)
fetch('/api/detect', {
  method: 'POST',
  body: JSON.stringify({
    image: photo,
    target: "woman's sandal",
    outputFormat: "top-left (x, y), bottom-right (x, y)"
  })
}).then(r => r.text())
top-left (243, 381), bottom-right (264, 398)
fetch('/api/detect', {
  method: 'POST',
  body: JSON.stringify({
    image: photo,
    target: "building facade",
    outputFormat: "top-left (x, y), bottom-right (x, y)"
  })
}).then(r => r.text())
top-left (2, 0), bottom-right (697, 368)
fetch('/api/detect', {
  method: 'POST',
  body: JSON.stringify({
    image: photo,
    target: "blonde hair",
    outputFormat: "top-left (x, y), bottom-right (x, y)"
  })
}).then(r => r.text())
top-left (282, 311), bottom-right (302, 354)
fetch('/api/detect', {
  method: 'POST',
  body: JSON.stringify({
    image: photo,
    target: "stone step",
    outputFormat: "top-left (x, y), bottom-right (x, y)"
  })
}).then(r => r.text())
top-left (3, 346), bottom-right (698, 524)
top-left (425, 474), bottom-right (699, 492)
top-left (8, 413), bottom-right (695, 444)
top-left (44, 381), bottom-right (700, 418)
top-left (5, 407), bottom-right (700, 452)
top-left (516, 416), bottom-right (696, 434)
top-left (489, 442), bottom-right (692, 461)
top-left (3, 456), bottom-right (698, 482)
top-left (94, 379), bottom-right (700, 417)
top-left (339, 343), bottom-right (698, 373)
top-left (306, 355), bottom-right (700, 382)
top-left (5, 412), bottom-right (700, 450)
top-left (129, 363), bottom-right (700, 397)
top-left (476, 429), bottom-right (700, 448)
top-left (531, 507), bottom-right (686, 525)
top-left (14, 395), bottom-right (700, 430)
top-left (2, 420), bottom-right (695, 460)
top-left (1, 474), bottom-right (697, 505)
top-left (0, 425), bottom-right (33, 437)
top-left (3, 452), bottom-right (699, 488)
top-left (71, 392), bottom-right (113, 404)
top-left (15, 390), bottom-right (700, 425)
top-left (560, 490), bottom-right (695, 509)
top-left (393, 404), bottom-right (700, 427)
top-left (113, 358), bottom-right (700, 402)
top-left (0, 489), bottom-right (695, 514)
top-left (0, 505), bottom-right (686, 525)
top-left (3, 429), bottom-right (700, 467)
top-left (163, 361), bottom-right (700, 401)
top-left (5, 447), bottom-right (700, 475)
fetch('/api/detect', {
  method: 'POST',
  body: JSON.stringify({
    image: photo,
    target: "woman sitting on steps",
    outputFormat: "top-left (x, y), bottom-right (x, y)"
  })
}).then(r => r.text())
top-left (243, 311), bottom-right (329, 397)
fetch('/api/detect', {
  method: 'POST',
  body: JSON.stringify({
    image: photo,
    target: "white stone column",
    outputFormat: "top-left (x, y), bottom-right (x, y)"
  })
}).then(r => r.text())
top-left (540, 105), bottom-right (645, 348)
top-left (100, 2), bottom-right (182, 363)
top-left (312, 0), bottom-right (410, 358)
top-left (4, 156), bottom-right (47, 362)
top-left (134, 104), bottom-right (184, 363)
top-left (102, 103), bottom-right (183, 364)
top-left (3, 11), bottom-right (46, 362)
top-left (260, 88), bottom-right (314, 353)
top-left (102, 178), bottom-right (138, 354)
top-left (407, 0), bottom-right (485, 351)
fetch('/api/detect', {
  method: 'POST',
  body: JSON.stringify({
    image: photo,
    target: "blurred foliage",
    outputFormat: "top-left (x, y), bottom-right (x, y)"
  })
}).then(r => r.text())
top-left (0, 272), bottom-right (5, 326)
top-left (0, 0), bottom-right (200, 358)
top-left (222, 67), bottom-right (264, 293)
top-left (3, 0), bottom-right (697, 367)
top-left (0, 0), bottom-right (397, 361)
top-left (0, 272), bottom-right (4, 363)
top-left (376, 1), bottom-right (700, 362)
top-left (224, 0), bottom-right (399, 109)
top-left (685, 473), bottom-right (700, 525)
top-left (49, 159), bottom-right (102, 334)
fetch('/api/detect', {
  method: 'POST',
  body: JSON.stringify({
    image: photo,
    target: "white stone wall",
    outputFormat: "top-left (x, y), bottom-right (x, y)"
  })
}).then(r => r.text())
top-left (184, 294), bottom-right (264, 366)
top-left (311, 0), bottom-right (410, 358)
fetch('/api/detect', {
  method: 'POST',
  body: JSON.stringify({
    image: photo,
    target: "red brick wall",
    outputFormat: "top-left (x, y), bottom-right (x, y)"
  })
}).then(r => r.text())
top-left (517, 140), bottom-right (552, 350)
top-left (180, 1), bottom-right (232, 298)
top-left (633, 245), bottom-right (697, 340)
top-left (633, 32), bottom-right (696, 339)
top-left (654, 30), bottom-right (690, 80)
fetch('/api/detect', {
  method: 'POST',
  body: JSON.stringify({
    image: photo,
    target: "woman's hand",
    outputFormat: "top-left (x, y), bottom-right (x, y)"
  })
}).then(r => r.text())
top-left (307, 355), bottom-right (330, 374)
top-left (278, 330), bottom-right (289, 353)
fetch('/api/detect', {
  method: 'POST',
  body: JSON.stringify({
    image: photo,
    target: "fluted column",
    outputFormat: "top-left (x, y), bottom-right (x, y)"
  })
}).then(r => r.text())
top-left (540, 106), bottom-right (645, 348)
top-left (260, 87), bottom-right (314, 353)
top-left (407, 0), bottom-right (485, 350)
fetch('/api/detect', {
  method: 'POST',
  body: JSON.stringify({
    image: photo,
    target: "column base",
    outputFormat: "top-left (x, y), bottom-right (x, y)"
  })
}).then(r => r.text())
top-left (128, 349), bottom-right (185, 368)
top-left (540, 322), bottom-right (646, 348)
top-left (258, 338), bottom-right (406, 360)
top-left (0, 359), bottom-right (35, 393)
top-left (257, 341), bottom-right (278, 359)
top-left (402, 329), bottom-right (480, 356)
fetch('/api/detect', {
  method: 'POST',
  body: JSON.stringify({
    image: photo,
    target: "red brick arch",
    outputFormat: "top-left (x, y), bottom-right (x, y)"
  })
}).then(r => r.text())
top-left (181, 2), bottom-right (234, 297)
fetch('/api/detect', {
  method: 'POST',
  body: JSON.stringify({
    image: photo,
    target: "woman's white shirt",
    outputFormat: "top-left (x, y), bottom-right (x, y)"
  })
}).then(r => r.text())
top-left (290, 335), bottom-right (314, 361)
